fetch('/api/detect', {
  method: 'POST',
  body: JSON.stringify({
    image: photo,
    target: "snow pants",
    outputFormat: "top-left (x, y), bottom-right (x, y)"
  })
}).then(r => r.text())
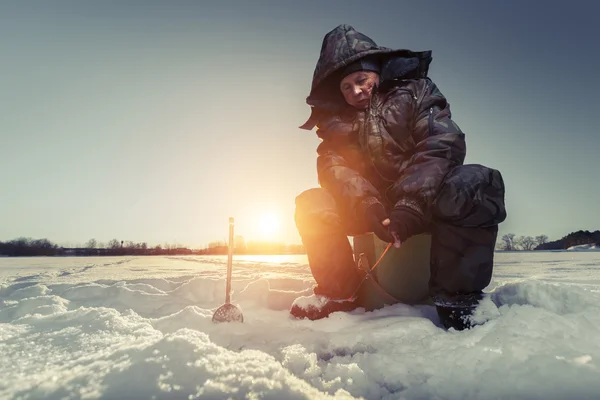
top-left (295, 164), bottom-right (506, 302)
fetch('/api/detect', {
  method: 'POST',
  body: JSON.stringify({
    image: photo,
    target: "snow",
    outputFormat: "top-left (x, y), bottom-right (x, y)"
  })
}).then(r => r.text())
top-left (291, 293), bottom-right (332, 309)
top-left (568, 244), bottom-right (599, 251)
top-left (1, 252), bottom-right (600, 399)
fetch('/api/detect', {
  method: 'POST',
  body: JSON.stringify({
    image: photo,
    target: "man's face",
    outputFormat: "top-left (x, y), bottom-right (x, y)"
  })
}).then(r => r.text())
top-left (339, 71), bottom-right (380, 109)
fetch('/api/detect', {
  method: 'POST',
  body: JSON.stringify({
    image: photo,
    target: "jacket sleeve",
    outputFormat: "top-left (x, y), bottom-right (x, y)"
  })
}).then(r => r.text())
top-left (315, 118), bottom-right (381, 217)
top-left (387, 79), bottom-right (466, 216)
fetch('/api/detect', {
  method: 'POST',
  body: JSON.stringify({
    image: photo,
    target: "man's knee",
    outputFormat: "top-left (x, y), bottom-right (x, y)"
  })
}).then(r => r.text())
top-left (295, 188), bottom-right (343, 237)
top-left (433, 164), bottom-right (506, 228)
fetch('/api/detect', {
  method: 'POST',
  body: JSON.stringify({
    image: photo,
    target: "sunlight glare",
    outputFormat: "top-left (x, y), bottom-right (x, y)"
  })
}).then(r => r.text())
top-left (259, 213), bottom-right (280, 237)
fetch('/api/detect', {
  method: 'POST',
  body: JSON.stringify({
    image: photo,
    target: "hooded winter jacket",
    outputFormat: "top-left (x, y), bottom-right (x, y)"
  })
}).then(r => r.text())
top-left (301, 24), bottom-right (471, 222)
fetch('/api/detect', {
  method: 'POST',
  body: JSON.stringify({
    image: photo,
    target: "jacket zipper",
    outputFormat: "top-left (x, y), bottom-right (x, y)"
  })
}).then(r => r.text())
top-left (361, 93), bottom-right (394, 185)
top-left (361, 86), bottom-right (419, 187)
top-left (417, 79), bottom-right (430, 106)
top-left (428, 107), bottom-right (433, 137)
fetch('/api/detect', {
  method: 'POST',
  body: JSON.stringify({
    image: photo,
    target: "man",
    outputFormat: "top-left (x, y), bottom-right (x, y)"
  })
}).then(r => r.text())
top-left (292, 25), bottom-right (506, 330)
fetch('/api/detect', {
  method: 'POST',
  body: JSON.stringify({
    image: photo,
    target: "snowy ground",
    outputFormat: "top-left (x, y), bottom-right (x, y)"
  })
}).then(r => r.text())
top-left (1, 252), bottom-right (600, 400)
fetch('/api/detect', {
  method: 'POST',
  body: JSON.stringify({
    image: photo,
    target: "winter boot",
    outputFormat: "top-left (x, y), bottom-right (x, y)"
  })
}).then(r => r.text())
top-left (290, 293), bottom-right (361, 320)
top-left (434, 292), bottom-right (484, 331)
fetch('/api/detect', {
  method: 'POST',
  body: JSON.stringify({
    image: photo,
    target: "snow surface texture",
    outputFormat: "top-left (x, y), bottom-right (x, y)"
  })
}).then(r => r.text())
top-left (2, 252), bottom-right (600, 400)
top-left (568, 244), bottom-right (599, 251)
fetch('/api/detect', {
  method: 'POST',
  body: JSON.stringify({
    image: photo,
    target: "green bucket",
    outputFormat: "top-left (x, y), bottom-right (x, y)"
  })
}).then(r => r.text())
top-left (352, 233), bottom-right (433, 311)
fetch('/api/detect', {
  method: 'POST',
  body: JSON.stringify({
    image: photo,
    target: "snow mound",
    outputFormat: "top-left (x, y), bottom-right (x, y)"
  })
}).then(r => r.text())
top-left (568, 244), bottom-right (600, 251)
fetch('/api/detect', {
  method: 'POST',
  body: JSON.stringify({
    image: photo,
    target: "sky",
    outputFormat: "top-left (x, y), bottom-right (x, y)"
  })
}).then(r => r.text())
top-left (1, 0), bottom-right (598, 248)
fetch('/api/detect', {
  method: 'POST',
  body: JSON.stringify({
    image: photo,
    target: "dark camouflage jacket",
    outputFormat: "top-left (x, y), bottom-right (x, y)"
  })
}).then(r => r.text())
top-left (301, 25), bottom-right (466, 219)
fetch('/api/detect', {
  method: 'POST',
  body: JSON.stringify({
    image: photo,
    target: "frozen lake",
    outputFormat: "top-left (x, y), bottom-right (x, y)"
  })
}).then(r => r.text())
top-left (1, 251), bottom-right (600, 399)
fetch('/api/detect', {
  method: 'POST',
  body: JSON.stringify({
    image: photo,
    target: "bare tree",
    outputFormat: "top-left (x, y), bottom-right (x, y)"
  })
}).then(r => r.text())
top-left (513, 236), bottom-right (524, 250)
top-left (108, 239), bottom-right (120, 249)
top-left (521, 236), bottom-right (536, 251)
top-left (500, 233), bottom-right (516, 251)
top-left (86, 239), bottom-right (97, 249)
top-left (535, 235), bottom-right (549, 246)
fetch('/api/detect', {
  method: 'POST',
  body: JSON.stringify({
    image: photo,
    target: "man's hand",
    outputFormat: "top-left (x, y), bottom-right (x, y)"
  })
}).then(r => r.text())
top-left (361, 198), bottom-right (393, 243)
top-left (388, 207), bottom-right (426, 248)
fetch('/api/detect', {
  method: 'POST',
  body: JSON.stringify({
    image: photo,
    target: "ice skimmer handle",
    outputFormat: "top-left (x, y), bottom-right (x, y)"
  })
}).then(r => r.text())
top-left (226, 217), bottom-right (234, 304)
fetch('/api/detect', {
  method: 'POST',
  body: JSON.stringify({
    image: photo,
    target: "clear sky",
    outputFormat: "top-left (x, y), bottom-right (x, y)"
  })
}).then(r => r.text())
top-left (1, 0), bottom-right (598, 248)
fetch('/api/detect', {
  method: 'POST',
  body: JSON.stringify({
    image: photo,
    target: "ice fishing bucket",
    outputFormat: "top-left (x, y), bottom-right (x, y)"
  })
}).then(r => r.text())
top-left (352, 233), bottom-right (432, 310)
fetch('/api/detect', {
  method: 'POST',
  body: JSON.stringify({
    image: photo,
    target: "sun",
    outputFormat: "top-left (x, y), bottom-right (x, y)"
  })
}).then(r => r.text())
top-left (258, 213), bottom-right (280, 237)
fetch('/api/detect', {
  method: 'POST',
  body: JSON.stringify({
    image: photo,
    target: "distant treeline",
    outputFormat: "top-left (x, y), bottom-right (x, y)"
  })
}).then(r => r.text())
top-left (7, 229), bottom-right (596, 257)
top-left (0, 238), bottom-right (60, 257)
top-left (0, 237), bottom-right (305, 257)
top-left (498, 231), bottom-right (600, 251)
top-left (0, 238), bottom-right (193, 257)
top-left (535, 230), bottom-right (600, 250)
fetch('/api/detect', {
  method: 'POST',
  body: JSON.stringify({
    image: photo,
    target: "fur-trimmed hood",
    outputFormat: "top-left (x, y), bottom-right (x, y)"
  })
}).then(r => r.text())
top-left (301, 24), bottom-right (432, 130)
